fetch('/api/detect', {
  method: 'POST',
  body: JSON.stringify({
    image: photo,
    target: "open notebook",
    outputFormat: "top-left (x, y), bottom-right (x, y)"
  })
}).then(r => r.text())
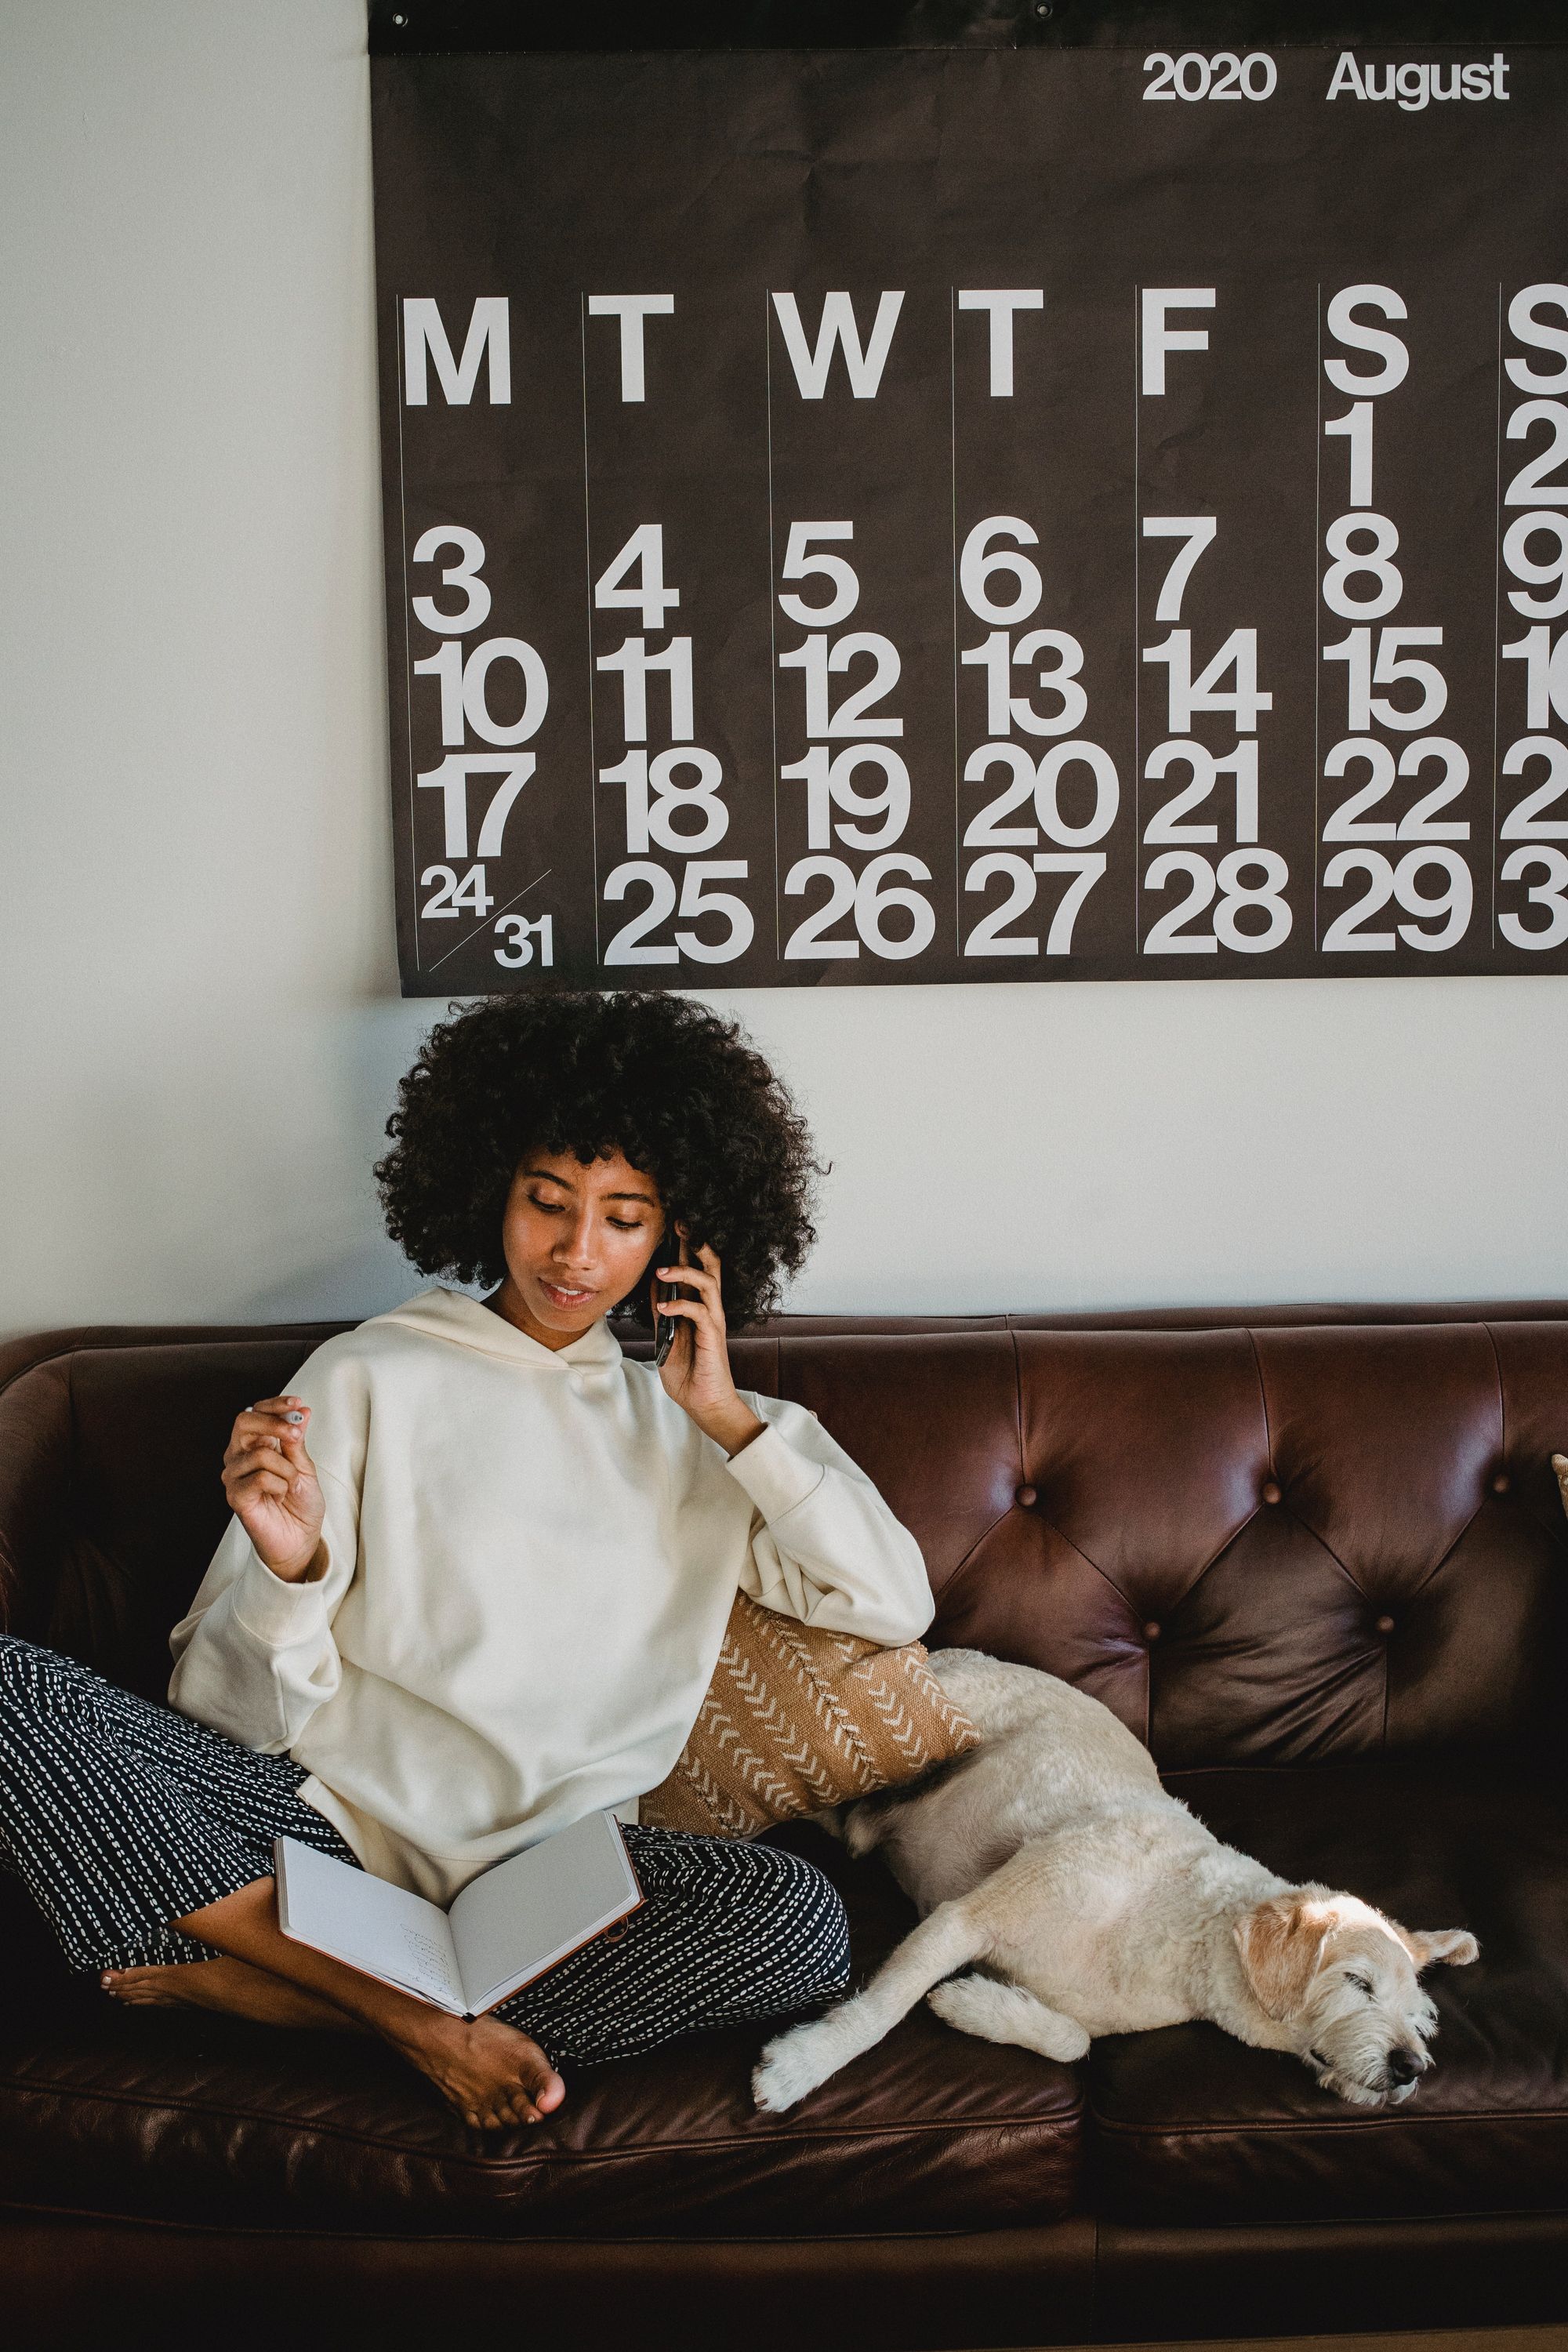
top-left (274, 1810), bottom-right (643, 2019)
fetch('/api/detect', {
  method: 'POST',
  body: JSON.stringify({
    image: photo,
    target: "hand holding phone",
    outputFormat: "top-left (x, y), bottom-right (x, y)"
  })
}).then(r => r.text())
top-left (652, 1232), bottom-right (695, 1367)
top-left (648, 1232), bottom-right (766, 1457)
top-left (653, 1272), bottom-right (681, 1366)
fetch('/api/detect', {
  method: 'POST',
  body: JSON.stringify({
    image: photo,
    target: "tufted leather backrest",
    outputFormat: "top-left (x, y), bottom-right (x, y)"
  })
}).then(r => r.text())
top-left (2, 1312), bottom-right (1566, 1762)
top-left (755, 1323), bottom-right (1568, 1765)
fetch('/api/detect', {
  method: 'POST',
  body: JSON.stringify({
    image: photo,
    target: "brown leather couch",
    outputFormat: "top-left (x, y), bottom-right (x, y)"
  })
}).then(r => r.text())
top-left (3, 1301), bottom-right (1566, 2349)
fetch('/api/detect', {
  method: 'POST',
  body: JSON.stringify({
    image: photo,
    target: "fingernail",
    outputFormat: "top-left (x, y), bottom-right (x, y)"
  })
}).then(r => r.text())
top-left (285, 1412), bottom-right (303, 1424)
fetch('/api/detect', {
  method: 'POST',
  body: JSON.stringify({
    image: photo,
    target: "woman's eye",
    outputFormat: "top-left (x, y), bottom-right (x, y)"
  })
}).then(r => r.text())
top-left (608, 1218), bottom-right (643, 1232)
top-left (528, 1196), bottom-right (565, 1214)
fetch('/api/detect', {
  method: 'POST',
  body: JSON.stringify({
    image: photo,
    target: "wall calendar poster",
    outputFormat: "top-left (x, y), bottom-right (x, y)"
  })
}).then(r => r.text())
top-left (370, 42), bottom-right (1568, 993)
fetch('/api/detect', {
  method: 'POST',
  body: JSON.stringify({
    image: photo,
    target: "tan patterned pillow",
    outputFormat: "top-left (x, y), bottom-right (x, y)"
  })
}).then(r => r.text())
top-left (641, 1592), bottom-right (979, 1838)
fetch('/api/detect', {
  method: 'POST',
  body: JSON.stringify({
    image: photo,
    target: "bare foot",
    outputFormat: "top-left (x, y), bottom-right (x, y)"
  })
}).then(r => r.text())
top-left (103, 1959), bottom-right (565, 2131)
top-left (102, 1957), bottom-right (361, 2033)
top-left (383, 2008), bottom-right (566, 2130)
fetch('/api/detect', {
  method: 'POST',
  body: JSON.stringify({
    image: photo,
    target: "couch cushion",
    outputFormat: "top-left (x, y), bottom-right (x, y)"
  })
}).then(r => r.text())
top-left (1088, 1757), bottom-right (1568, 2223)
top-left (0, 1824), bottom-right (1080, 2238)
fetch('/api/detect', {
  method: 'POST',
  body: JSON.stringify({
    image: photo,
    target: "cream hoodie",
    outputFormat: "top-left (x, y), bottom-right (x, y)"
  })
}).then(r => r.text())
top-left (168, 1288), bottom-right (932, 1902)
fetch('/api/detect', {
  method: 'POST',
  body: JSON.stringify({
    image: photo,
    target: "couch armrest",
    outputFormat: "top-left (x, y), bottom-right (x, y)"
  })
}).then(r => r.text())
top-left (0, 1352), bottom-right (74, 1636)
top-left (0, 1323), bottom-right (348, 1643)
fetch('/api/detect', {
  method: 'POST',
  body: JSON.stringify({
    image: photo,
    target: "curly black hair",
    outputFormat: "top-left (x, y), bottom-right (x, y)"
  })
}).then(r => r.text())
top-left (375, 992), bottom-right (821, 1330)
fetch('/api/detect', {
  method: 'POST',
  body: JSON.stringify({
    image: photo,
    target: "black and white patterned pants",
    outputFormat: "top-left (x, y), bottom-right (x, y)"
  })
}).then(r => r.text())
top-left (0, 1635), bottom-right (850, 2066)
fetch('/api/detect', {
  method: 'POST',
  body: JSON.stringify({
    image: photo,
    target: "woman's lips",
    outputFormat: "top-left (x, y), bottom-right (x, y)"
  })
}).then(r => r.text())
top-left (539, 1279), bottom-right (596, 1308)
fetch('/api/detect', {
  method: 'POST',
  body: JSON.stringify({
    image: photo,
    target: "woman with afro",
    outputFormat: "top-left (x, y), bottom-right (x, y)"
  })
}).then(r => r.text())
top-left (1, 993), bottom-right (931, 2130)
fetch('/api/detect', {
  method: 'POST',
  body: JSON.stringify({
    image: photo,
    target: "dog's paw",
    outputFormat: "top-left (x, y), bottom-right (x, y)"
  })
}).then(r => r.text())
top-left (928, 1974), bottom-right (1091, 2063)
top-left (753, 2024), bottom-right (833, 2113)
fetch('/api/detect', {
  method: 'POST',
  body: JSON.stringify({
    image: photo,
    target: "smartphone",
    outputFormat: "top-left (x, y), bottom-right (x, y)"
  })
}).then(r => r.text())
top-left (652, 1249), bottom-right (699, 1367)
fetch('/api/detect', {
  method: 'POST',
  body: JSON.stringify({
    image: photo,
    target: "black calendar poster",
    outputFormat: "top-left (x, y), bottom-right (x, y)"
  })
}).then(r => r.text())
top-left (370, 44), bottom-right (1568, 993)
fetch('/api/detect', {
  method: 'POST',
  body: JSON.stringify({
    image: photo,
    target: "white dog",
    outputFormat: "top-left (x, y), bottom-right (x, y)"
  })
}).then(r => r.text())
top-left (753, 1650), bottom-right (1478, 2114)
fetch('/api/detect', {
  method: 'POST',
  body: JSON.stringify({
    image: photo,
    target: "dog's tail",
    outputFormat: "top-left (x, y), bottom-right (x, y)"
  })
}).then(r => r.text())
top-left (840, 1747), bottom-right (982, 1857)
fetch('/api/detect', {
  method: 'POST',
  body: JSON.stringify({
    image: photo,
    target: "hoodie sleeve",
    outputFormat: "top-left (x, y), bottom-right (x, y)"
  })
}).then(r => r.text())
top-left (727, 1392), bottom-right (934, 1646)
top-left (167, 1341), bottom-right (365, 1754)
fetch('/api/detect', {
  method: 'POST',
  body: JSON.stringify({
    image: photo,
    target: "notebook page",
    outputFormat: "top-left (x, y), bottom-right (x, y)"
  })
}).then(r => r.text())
top-left (274, 1837), bottom-right (465, 2014)
top-left (448, 1812), bottom-right (641, 2013)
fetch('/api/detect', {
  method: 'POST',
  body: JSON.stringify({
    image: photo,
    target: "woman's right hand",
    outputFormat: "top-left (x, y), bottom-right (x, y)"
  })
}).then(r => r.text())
top-left (222, 1396), bottom-right (326, 1582)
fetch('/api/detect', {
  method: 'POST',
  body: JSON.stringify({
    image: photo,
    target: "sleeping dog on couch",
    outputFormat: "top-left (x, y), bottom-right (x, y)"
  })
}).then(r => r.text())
top-left (753, 1651), bottom-right (1478, 2114)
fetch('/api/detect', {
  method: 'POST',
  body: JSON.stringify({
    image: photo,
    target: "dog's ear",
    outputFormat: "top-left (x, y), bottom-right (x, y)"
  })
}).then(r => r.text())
top-left (1395, 1925), bottom-right (1479, 1971)
top-left (1234, 1893), bottom-right (1335, 2020)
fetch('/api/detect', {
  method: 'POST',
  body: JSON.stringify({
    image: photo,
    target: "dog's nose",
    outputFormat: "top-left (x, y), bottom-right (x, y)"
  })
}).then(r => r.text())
top-left (1386, 2049), bottom-right (1420, 2088)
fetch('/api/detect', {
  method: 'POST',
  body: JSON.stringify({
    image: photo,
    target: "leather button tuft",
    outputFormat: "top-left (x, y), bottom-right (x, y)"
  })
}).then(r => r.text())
top-left (1375, 1613), bottom-right (1396, 1635)
top-left (1492, 1472), bottom-right (1511, 1494)
top-left (1015, 1483), bottom-right (1038, 1508)
top-left (1143, 1621), bottom-right (1162, 1642)
top-left (1261, 1480), bottom-right (1283, 1505)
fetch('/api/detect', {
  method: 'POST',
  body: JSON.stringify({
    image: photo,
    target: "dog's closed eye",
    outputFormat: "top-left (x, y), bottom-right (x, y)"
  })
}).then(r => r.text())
top-left (1344, 1972), bottom-right (1373, 1996)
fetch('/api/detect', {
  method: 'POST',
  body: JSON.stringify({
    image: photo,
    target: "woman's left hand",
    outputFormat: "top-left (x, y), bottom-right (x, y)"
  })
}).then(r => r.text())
top-left (655, 1233), bottom-right (766, 1457)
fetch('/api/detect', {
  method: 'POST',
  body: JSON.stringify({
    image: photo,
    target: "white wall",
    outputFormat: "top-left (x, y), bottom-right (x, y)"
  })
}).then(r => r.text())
top-left (3, 0), bottom-right (1565, 1338)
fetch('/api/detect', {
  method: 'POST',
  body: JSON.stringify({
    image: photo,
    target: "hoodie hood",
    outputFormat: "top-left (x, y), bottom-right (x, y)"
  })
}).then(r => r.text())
top-left (371, 1287), bottom-right (626, 1375)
